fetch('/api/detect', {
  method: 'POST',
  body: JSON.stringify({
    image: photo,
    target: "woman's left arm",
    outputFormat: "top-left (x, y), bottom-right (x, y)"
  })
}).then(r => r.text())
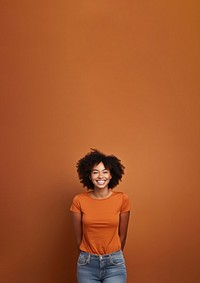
top-left (119, 211), bottom-right (130, 250)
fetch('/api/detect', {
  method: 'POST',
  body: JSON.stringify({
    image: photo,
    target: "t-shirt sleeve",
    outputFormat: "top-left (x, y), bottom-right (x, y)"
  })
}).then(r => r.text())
top-left (121, 193), bottom-right (131, 213)
top-left (70, 195), bottom-right (82, 213)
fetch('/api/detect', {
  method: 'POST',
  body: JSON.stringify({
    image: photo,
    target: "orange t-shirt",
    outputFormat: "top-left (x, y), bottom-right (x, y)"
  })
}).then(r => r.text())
top-left (70, 191), bottom-right (131, 255)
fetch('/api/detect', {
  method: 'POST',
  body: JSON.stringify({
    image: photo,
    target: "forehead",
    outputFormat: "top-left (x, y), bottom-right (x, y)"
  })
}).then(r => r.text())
top-left (92, 162), bottom-right (107, 171)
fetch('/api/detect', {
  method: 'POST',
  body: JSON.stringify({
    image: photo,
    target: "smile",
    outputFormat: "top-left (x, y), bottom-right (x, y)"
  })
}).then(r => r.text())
top-left (96, 180), bottom-right (106, 185)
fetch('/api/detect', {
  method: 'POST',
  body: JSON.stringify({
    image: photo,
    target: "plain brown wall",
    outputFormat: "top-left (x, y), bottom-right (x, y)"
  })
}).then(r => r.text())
top-left (1, 1), bottom-right (200, 282)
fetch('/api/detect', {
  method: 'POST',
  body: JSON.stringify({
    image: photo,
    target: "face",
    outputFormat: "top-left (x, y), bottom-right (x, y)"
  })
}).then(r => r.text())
top-left (90, 162), bottom-right (112, 190)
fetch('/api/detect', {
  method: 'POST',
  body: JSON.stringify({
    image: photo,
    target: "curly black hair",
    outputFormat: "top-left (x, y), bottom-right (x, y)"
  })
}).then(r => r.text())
top-left (76, 149), bottom-right (125, 190)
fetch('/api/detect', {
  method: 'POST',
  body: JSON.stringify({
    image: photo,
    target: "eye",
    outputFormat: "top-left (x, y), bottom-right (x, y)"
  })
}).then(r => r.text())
top-left (103, 170), bottom-right (108, 174)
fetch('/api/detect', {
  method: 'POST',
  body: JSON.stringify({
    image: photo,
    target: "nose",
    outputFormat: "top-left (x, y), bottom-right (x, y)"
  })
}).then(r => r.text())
top-left (98, 172), bottom-right (103, 178)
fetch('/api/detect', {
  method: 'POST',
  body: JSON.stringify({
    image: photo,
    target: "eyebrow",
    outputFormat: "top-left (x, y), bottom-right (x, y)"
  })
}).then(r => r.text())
top-left (92, 169), bottom-right (108, 172)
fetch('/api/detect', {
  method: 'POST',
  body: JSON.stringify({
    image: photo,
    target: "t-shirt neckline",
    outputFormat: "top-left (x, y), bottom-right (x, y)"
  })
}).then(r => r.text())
top-left (87, 191), bottom-right (114, 200)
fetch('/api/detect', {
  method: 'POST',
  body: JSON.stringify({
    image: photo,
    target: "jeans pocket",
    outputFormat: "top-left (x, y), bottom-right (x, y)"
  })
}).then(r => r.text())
top-left (77, 252), bottom-right (90, 266)
top-left (110, 252), bottom-right (125, 266)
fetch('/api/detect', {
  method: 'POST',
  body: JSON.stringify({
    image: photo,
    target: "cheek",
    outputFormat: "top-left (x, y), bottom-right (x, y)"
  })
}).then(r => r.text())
top-left (90, 174), bottom-right (95, 180)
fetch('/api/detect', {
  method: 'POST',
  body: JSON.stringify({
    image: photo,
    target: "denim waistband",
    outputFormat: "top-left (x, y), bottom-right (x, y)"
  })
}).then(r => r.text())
top-left (80, 250), bottom-right (122, 259)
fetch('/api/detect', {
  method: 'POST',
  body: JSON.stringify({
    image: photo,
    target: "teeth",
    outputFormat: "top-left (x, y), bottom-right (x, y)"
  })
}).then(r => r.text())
top-left (97, 180), bottom-right (105, 184)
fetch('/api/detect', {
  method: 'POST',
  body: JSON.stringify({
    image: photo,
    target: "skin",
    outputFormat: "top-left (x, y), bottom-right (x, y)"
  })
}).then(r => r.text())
top-left (71, 162), bottom-right (130, 251)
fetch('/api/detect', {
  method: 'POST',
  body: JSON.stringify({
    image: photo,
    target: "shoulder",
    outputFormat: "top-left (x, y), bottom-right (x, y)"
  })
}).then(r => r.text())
top-left (113, 191), bottom-right (131, 212)
top-left (72, 192), bottom-right (89, 201)
top-left (70, 192), bottom-right (89, 212)
top-left (112, 191), bottom-right (129, 199)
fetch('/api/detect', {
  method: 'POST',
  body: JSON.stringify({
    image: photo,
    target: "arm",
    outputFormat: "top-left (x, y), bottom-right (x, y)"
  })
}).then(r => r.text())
top-left (119, 211), bottom-right (130, 250)
top-left (71, 212), bottom-right (82, 251)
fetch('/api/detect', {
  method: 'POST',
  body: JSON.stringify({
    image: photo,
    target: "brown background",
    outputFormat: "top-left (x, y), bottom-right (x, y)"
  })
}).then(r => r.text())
top-left (1, 1), bottom-right (200, 282)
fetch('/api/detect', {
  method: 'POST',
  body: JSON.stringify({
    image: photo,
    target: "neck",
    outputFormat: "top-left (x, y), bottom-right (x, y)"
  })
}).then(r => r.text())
top-left (91, 188), bottom-right (112, 199)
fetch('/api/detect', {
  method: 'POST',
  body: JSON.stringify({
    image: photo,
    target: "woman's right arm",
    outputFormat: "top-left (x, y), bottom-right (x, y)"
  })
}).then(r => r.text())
top-left (71, 212), bottom-right (82, 250)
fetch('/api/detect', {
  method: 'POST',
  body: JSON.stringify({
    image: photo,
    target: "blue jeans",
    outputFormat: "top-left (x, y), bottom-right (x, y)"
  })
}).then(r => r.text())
top-left (77, 250), bottom-right (127, 283)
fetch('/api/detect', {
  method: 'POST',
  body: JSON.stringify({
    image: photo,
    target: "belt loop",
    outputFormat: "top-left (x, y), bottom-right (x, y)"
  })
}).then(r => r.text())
top-left (88, 254), bottom-right (91, 263)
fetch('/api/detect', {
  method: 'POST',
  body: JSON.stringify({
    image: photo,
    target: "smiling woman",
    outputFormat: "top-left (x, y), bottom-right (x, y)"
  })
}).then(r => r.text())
top-left (70, 149), bottom-right (131, 283)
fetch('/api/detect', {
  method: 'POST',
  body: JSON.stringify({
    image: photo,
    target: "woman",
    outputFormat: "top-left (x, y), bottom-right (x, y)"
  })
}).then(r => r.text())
top-left (70, 149), bottom-right (131, 283)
